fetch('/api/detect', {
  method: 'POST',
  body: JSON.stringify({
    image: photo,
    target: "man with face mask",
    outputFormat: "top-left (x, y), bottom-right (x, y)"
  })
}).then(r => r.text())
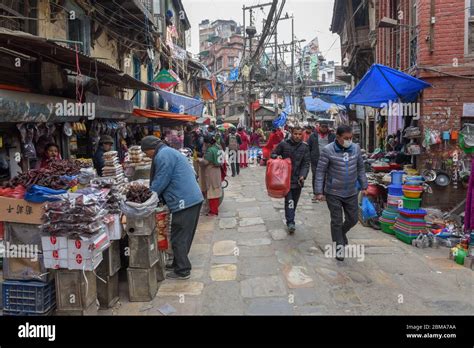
top-left (315, 125), bottom-right (368, 261)
top-left (272, 126), bottom-right (310, 234)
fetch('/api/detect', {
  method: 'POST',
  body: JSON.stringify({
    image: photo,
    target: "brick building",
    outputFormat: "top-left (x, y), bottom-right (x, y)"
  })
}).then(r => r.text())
top-left (199, 19), bottom-right (245, 119)
top-left (332, 0), bottom-right (474, 208)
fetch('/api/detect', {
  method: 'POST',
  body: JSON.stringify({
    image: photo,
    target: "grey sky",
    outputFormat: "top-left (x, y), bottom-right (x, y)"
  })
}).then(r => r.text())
top-left (182, 0), bottom-right (341, 63)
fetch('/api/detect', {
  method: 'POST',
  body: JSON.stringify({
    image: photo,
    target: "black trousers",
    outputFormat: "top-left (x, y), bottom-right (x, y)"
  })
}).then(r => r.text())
top-left (170, 202), bottom-right (202, 275)
top-left (229, 150), bottom-right (240, 176)
top-left (311, 164), bottom-right (317, 195)
top-left (325, 194), bottom-right (358, 246)
top-left (284, 187), bottom-right (302, 225)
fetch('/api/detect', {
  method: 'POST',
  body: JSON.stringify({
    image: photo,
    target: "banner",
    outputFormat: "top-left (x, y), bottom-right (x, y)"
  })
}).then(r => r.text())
top-left (229, 67), bottom-right (239, 81)
top-left (151, 70), bottom-right (178, 91)
top-left (157, 88), bottom-right (204, 117)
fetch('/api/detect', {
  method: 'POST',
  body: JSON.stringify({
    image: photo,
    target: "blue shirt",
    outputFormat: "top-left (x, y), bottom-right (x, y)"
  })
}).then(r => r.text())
top-left (150, 145), bottom-right (203, 213)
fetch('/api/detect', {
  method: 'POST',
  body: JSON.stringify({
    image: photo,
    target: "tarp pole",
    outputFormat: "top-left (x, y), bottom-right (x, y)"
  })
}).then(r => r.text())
top-left (376, 65), bottom-right (403, 101)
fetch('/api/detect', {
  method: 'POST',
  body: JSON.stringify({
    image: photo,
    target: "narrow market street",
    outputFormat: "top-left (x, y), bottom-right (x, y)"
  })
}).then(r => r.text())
top-left (109, 165), bottom-right (473, 316)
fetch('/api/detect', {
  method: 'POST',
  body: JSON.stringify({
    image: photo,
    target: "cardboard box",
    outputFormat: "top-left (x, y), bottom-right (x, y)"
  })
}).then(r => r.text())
top-left (43, 248), bottom-right (68, 269)
top-left (67, 231), bottom-right (110, 260)
top-left (0, 197), bottom-right (46, 224)
top-left (44, 256), bottom-right (69, 269)
top-left (105, 214), bottom-right (122, 241)
top-left (41, 235), bottom-right (68, 251)
top-left (68, 252), bottom-right (103, 271)
top-left (3, 255), bottom-right (50, 282)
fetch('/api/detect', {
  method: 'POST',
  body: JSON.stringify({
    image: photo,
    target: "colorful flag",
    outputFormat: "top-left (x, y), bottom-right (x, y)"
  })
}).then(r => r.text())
top-left (229, 67), bottom-right (239, 81)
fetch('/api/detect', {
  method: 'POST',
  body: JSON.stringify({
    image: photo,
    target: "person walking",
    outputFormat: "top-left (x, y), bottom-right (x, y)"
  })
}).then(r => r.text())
top-left (302, 125), bottom-right (313, 143)
top-left (198, 135), bottom-right (223, 216)
top-left (237, 127), bottom-right (250, 168)
top-left (314, 125), bottom-right (368, 261)
top-left (307, 121), bottom-right (336, 202)
top-left (226, 127), bottom-right (242, 177)
top-left (141, 136), bottom-right (204, 280)
top-left (272, 126), bottom-right (310, 234)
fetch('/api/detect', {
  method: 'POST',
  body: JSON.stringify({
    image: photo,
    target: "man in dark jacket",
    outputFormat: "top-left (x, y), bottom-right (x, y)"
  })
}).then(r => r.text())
top-left (93, 135), bottom-right (114, 176)
top-left (315, 125), bottom-right (368, 261)
top-left (272, 126), bottom-right (310, 234)
top-left (307, 121), bottom-right (336, 202)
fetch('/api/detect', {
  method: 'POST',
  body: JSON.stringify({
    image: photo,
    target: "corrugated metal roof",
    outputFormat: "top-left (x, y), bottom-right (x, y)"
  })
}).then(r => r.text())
top-left (0, 29), bottom-right (155, 91)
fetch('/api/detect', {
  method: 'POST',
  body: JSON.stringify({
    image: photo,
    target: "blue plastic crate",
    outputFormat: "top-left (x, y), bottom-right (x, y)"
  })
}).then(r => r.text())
top-left (2, 280), bottom-right (56, 315)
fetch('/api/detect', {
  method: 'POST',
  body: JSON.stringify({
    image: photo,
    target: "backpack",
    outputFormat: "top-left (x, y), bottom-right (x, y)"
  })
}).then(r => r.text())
top-left (228, 134), bottom-right (239, 151)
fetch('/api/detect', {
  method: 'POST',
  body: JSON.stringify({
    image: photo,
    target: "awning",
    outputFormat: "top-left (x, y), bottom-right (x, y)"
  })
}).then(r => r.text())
top-left (304, 97), bottom-right (337, 113)
top-left (225, 113), bottom-right (245, 124)
top-left (156, 88), bottom-right (204, 117)
top-left (0, 89), bottom-right (80, 122)
top-left (0, 29), bottom-right (155, 91)
top-left (133, 108), bottom-right (198, 126)
top-left (312, 91), bottom-right (346, 105)
top-left (343, 64), bottom-right (432, 107)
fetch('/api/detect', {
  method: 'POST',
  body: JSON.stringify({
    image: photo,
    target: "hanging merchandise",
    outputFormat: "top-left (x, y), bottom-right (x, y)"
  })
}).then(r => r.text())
top-left (151, 70), bottom-right (179, 91)
top-left (172, 44), bottom-right (187, 61)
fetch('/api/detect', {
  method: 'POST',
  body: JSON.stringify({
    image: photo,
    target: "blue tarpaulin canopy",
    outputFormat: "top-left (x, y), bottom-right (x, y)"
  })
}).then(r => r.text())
top-left (304, 96), bottom-right (339, 113)
top-left (312, 91), bottom-right (347, 105)
top-left (157, 88), bottom-right (204, 117)
top-left (343, 64), bottom-right (431, 107)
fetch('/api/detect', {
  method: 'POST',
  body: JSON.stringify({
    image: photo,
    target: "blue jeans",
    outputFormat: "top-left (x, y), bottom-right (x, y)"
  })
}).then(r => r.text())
top-left (284, 187), bottom-right (302, 225)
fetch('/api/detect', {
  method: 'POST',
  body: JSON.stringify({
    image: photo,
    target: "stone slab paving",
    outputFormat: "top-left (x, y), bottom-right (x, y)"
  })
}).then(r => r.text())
top-left (111, 165), bottom-right (473, 315)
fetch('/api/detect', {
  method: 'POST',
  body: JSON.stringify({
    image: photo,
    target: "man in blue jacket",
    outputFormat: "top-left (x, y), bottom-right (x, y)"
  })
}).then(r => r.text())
top-left (141, 136), bottom-right (204, 280)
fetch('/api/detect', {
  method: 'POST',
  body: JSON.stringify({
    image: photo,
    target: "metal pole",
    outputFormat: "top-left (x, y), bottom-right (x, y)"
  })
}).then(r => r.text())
top-left (291, 16), bottom-right (295, 116)
top-left (249, 9), bottom-right (254, 130)
top-left (274, 9), bottom-right (278, 120)
top-left (242, 5), bottom-right (246, 126)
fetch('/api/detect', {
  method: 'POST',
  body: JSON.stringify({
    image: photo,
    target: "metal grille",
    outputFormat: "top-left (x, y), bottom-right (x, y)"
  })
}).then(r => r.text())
top-left (139, 0), bottom-right (153, 13)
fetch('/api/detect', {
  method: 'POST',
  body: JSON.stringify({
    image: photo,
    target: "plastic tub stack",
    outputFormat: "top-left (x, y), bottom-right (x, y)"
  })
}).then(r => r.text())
top-left (120, 183), bottom-right (166, 302)
top-left (393, 176), bottom-right (427, 244)
top-left (379, 171), bottom-right (404, 235)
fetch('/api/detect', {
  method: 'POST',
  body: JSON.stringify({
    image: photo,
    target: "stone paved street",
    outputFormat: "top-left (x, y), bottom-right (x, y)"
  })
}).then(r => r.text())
top-left (110, 165), bottom-right (473, 315)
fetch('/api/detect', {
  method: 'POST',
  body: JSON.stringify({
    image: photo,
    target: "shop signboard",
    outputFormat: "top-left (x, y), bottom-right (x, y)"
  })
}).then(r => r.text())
top-left (0, 197), bottom-right (45, 224)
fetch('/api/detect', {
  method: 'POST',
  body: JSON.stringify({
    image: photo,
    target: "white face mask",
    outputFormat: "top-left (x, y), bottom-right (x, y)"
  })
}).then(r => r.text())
top-left (343, 139), bottom-right (352, 148)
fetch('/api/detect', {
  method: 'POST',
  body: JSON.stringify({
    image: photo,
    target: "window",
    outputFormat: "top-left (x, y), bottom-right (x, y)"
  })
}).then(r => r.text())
top-left (409, 0), bottom-right (418, 66)
top-left (352, 0), bottom-right (369, 28)
top-left (216, 57), bottom-right (223, 70)
top-left (228, 56), bottom-right (235, 67)
top-left (0, 0), bottom-right (38, 34)
top-left (469, 0), bottom-right (474, 54)
top-left (66, 0), bottom-right (90, 55)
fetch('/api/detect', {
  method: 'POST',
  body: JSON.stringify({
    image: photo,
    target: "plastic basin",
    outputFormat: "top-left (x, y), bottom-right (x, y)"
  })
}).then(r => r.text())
top-left (403, 190), bottom-right (423, 199)
top-left (402, 197), bottom-right (422, 210)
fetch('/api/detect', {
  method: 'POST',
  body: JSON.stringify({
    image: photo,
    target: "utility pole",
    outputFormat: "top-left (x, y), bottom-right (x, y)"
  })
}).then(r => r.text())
top-left (274, 9), bottom-right (279, 120)
top-left (242, 1), bottom-right (274, 129)
top-left (291, 16), bottom-right (295, 115)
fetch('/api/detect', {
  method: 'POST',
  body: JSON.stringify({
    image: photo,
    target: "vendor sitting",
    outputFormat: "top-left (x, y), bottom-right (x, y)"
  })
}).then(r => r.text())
top-left (36, 143), bottom-right (61, 169)
top-left (141, 136), bottom-right (204, 280)
top-left (93, 135), bottom-right (114, 176)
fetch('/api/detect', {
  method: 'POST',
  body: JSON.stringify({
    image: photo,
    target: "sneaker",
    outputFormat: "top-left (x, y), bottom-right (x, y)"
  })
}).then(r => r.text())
top-left (287, 223), bottom-right (296, 234)
top-left (335, 244), bottom-right (345, 261)
top-left (166, 271), bottom-right (190, 280)
top-left (165, 264), bottom-right (175, 271)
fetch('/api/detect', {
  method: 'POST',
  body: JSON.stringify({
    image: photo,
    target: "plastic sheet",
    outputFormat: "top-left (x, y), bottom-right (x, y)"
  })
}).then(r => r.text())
top-left (120, 192), bottom-right (158, 218)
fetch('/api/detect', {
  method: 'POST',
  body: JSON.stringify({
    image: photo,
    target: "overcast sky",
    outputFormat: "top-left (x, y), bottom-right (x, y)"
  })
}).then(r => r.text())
top-left (181, 0), bottom-right (341, 63)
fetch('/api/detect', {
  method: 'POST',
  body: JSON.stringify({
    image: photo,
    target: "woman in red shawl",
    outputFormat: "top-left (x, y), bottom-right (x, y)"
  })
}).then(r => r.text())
top-left (237, 127), bottom-right (250, 168)
top-left (262, 127), bottom-right (284, 160)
